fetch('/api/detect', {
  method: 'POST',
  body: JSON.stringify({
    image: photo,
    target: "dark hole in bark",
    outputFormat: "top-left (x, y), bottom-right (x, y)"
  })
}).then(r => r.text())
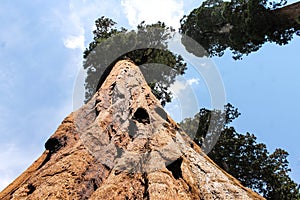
top-left (166, 157), bottom-right (183, 179)
top-left (45, 137), bottom-right (62, 153)
top-left (39, 137), bottom-right (68, 170)
top-left (95, 107), bottom-right (100, 116)
top-left (27, 183), bottom-right (36, 195)
top-left (142, 172), bottom-right (149, 198)
top-left (132, 108), bottom-right (150, 124)
top-left (190, 142), bottom-right (194, 149)
top-left (91, 178), bottom-right (99, 191)
top-left (95, 99), bottom-right (100, 116)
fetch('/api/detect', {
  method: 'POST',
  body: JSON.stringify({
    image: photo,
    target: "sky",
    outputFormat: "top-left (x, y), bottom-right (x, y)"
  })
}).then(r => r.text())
top-left (0, 0), bottom-right (299, 191)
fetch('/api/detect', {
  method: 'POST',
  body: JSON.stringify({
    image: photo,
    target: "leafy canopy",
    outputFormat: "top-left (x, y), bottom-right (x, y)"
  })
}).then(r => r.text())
top-left (180, 104), bottom-right (300, 199)
top-left (180, 0), bottom-right (300, 59)
top-left (83, 17), bottom-right (187, 105)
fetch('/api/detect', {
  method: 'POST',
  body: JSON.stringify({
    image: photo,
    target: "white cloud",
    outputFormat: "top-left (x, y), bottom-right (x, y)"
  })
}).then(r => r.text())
top-left (60, 2), bottom-right (86, 50)
top-left (49, 1), bottom-right (106, 50)
top-left (170, 78), bottom-right (200, 94)
top-left (187, 78), bottom-right (200, 85)
top-left (167, 77), bottom-right (200, 121)
top-left (121, 0), bottom-right (184, 29)
top-left (60, 0), bottom-right (123, 50)
top-left (63, 35), bottom-right (85, 50)
top-left (170, 79), bottom-right (187, 94)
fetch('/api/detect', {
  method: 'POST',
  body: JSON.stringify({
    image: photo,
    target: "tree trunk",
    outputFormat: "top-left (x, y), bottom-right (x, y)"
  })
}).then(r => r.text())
top-left (274, 1), bottom-right (300, 28)
top-left (0, 60), bottom-right (265, 200)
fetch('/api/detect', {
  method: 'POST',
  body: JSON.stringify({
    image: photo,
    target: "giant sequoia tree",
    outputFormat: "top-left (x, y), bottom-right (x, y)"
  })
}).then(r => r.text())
top-left (180, 0), bottom-right (300, 59)
top-left (180, 104), bottom-right (300, 199)
top-left (83, 17), bottom-right (187, 104)
top-left (82, 5), bottom-right (300, 198)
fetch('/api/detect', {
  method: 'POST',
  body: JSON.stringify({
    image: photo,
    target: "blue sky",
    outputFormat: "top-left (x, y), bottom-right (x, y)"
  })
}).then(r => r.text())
top-left (0, 0), bottom-right (299, 190)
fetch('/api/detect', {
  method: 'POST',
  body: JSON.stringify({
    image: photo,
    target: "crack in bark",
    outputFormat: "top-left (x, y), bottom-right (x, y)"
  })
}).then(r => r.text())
top-left (41, 168), bottom-right (68, 178)
top-left (142, 172), bottom-right (150, 200)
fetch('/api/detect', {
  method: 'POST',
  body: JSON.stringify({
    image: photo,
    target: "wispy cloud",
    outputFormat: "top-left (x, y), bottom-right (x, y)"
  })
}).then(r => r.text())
top-left (121, 0), bottom-right (184, 29)
top-left (170, 77), bottom-right (200, 94)
top-left (187, 78), bottom-right (200, 86)
top-left (61, 2), bottom-right (87, 51)
top-left (59, 0), bottom-right (124, 50)
top-left (165, 77), bottom-right (201, 122)
top-left (63, 35), bottom-right (85, 50)
top-left (170, 79), bottom-right (187, 94)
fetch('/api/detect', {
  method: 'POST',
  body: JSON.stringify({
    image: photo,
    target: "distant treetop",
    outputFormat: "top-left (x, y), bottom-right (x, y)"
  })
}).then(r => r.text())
top-left (180, 0), bottom-right (300, 59)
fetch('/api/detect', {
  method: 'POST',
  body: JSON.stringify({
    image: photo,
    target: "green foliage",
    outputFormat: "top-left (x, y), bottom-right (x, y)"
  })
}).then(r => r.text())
top-left (83, 17), bottom-right (187, 105)
top-left (180, 103), bottom-right (300, 199)
top-left (180, 0), bottom-right (299, 59)
top-left (180, 104), bottom-right (240, 152)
